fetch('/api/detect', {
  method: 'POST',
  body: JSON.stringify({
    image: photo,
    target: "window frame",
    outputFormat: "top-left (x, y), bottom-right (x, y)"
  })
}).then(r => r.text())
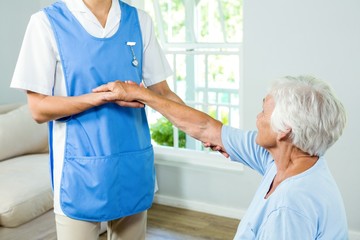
top-left (144, 0), bottom-right (244, 169)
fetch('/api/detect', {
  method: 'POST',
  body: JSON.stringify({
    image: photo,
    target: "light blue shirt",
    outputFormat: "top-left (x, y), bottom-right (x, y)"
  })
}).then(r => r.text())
top-left (221, 126), bottom-right (348, 240)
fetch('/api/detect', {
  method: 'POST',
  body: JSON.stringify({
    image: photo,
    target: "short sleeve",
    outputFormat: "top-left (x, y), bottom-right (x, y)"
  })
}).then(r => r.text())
top-left (137, 10), bottom-right (172, 86)
top-left (258, 207), bottom-right (316, 240)
top-left (10, 11), bottom-right (57, 96)
top-left (221, 125), bottom-right (272, 175)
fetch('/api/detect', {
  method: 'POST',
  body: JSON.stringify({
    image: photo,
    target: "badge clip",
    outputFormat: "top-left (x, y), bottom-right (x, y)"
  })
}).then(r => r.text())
top-left (126, 42), bottom-right (138, 67)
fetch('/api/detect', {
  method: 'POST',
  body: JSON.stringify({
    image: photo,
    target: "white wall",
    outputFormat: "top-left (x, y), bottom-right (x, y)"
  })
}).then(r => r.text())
top-left (243, 0), bottom-right (360, 235)
top-left (1, 0), bottom-right (359, 237)
top-left (0, 0), bottom-right (44, 104)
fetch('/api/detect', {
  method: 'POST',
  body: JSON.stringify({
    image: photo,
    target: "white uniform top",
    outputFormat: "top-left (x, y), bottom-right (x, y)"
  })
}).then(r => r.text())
top-left (11, 0), bottom-right (171, 217)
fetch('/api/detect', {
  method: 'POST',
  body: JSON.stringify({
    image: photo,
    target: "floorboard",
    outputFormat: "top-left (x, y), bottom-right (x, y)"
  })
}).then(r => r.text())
top-left (100, 204), bottom-right (239, 240)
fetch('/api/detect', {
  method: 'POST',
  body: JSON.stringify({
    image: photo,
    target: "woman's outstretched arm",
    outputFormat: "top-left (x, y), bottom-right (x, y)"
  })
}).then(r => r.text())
top-left (93, 81), bottom-right (227, 156)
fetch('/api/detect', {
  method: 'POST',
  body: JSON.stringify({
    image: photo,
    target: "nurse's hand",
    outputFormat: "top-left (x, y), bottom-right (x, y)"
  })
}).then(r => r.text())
top-left (93, 81), bottom-right (144, 108)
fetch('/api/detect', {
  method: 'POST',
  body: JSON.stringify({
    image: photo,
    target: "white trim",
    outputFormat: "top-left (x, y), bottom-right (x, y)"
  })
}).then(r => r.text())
top-left (350, 230), bottom-right (360, 240)
top-left (154, 146), bottom-right (244, 172)
top-left (163, 42), bottom-right (242, 49)
top-left (153, 194), bottom-right (244, 220)
top-left (154, 194), bottom-right (360, 239)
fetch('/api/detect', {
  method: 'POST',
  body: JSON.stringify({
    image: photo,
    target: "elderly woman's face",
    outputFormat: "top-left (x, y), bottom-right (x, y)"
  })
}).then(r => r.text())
top-left (256, 95), bottom-right (277, 148)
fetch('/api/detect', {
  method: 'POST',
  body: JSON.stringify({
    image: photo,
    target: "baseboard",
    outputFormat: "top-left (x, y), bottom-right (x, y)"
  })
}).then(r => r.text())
top-left (153, 194), bottom-right (245, 220)
top-left (350, 230), bottom-right (360, 240)
top-left (154, 194), bottom-right (360, 239)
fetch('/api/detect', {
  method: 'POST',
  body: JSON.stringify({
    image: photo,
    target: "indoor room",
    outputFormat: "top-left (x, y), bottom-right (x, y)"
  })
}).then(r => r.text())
top-left (0, 0), bottom-right (359, 239)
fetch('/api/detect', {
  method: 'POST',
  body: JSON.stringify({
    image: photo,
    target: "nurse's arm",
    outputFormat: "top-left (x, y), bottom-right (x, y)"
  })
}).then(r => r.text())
top-left (26, 90), bottom-right (144, 124)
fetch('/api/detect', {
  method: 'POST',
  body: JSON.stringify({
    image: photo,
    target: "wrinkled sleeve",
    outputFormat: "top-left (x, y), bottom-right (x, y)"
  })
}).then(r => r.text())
top-left (10, 12), bottom-right (56, 95)
top-left (221, 125), bottom-right (272, 175)
top-left (137, 10), bottom-right (172, 86)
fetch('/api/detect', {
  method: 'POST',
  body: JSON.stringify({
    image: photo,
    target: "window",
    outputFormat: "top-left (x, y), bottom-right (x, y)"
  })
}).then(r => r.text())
top-left (144, 0), bottom-right (243, 153)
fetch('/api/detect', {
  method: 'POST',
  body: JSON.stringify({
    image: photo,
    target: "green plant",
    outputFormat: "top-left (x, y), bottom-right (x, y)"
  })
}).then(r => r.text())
top-left (150, 117), bottom-right (186, 148)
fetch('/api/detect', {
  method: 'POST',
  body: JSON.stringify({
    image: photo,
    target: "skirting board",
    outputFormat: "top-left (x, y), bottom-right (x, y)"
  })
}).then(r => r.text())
top-left (153, 194), bottom-right (245, 220)
top-left (153, 194), bottom-right (360, 239)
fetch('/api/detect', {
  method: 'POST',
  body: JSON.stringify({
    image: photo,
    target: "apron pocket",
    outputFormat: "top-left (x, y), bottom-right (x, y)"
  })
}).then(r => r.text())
top-left (60, 146), bottom-right (154, 222)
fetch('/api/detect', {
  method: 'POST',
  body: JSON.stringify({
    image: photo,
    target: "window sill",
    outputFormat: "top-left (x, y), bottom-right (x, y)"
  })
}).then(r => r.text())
top-left (154, 146), bottom-right (243, 172)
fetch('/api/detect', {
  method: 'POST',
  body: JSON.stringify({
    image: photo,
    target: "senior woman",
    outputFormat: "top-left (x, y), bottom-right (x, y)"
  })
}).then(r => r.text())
top-left (94, 75), bottom-right (348, 239)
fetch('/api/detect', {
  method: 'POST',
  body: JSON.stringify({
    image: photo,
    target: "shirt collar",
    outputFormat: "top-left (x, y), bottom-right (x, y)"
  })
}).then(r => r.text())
top-left (62, 0), bottom-right (121, 33)
top-left (62, 0), bottom-right (121, 18)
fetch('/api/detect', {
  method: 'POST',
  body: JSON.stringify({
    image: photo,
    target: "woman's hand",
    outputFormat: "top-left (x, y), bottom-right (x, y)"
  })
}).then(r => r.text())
top-left (203, 142), bottom-right (230, 158)
top-left (93, 80), bottom-right (145, 108)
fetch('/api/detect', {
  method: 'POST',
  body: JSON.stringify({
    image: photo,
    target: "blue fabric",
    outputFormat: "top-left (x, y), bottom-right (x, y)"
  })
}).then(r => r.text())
top-left (47, 121), bottom-right (54, 191)
top-left (221, 126), bottom-right (348, 240)
top-left (44, 1), bottom-right (155, 221)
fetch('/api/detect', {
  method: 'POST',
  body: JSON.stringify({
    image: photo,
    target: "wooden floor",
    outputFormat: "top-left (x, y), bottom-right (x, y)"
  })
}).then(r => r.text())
top-left (100, 204), bottom-right (239, 240)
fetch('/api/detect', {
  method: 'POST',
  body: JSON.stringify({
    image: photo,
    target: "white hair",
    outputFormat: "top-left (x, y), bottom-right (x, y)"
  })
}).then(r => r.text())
top-left (269, 75), bottom-right (347, 156)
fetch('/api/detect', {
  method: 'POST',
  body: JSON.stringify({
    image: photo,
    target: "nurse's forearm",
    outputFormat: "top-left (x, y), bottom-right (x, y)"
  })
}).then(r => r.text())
top-left (26, 91), bottom-right (107, 124)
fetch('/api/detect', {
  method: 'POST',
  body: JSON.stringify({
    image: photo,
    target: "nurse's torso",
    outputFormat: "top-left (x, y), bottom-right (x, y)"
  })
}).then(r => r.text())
top-left (44, 0), bottom-right (155, 222)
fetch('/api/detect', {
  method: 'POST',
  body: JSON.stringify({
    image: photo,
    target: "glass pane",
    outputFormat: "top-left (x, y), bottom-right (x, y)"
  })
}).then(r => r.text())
top-left (145, 0), bottom-right (243, 152)
top-left (207, 55), bottom-right (239, 89)
top-left (146, 0), bottom-right (243, 43)
top-left (149, 116), bottom-right (186, 148)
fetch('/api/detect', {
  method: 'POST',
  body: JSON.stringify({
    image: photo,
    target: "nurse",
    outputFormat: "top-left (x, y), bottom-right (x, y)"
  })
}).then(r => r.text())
top-left (11, 0), bottom-right (184, 239)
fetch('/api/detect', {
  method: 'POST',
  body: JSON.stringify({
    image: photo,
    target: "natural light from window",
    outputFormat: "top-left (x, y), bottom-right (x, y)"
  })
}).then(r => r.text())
top-left (144, 0), bottom-right (243, 155)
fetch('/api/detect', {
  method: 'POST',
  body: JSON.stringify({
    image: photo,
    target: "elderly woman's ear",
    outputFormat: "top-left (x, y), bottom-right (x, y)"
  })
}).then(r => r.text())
top-left (277, 128), bottom-right (292, 141)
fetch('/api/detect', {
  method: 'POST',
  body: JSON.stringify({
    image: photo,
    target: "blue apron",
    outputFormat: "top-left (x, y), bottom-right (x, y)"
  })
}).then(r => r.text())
top-left (44, 1), bottom-right (155, 222)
